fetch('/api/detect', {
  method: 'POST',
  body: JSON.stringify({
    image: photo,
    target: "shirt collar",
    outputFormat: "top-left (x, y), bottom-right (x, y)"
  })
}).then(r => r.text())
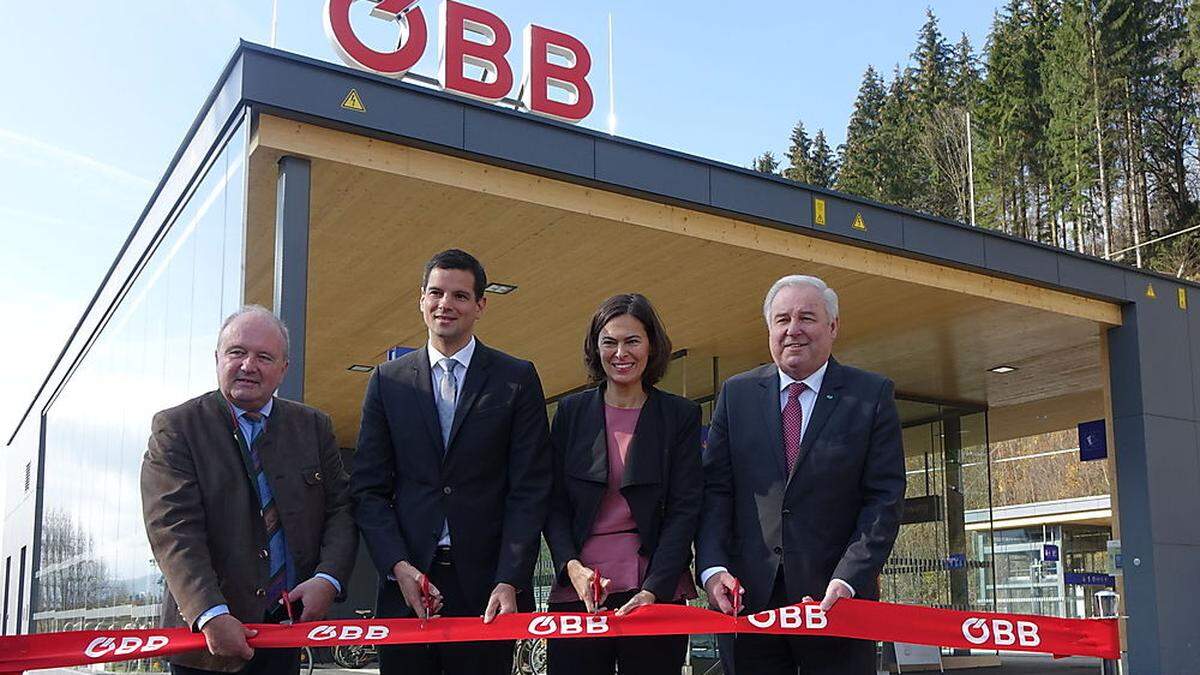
top-left (230, 397), bottom-right (273, 420)
top-left (778, 359), bottom-right (829, 395)
top-left (428, 336), bottom-right (477, 371)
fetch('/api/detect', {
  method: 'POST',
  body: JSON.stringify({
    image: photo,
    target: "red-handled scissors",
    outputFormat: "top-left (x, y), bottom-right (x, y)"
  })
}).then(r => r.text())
top-left (591, 566), bottom-right (603, 610)
top-left (420, 574), bottom-right (432, 628)
top-left (731, 578), bottom-right (742, 617)
top-left (282, 589), bottom-right (296, 624)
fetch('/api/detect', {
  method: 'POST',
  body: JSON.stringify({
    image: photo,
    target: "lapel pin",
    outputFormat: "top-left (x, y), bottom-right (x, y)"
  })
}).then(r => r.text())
top-left (826, 394), bottom-right (834, 400)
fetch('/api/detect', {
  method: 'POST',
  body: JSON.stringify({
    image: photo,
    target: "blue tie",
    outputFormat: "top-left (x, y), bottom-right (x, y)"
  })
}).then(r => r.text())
top-left (238, 411), bottom-right (292, 604)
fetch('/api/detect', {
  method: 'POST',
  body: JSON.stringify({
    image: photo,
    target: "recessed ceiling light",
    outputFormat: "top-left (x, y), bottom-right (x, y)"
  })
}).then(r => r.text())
top-left (485, 282), bottom-right (518, 294)
top-left (347, 364), bottom-right (374, 373)
top-left (988, 365), bottom-right (1018, 374)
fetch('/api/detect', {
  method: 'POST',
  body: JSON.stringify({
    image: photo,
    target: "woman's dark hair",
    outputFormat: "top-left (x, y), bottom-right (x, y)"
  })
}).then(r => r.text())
top-left (583, 293), bottom-right (673, 388)
top-left (422, 249), bottom-right (487, 300)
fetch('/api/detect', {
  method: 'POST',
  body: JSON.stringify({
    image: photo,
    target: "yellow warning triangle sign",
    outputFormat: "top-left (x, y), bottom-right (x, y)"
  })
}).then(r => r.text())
top-left (341, 89), bottom-right (366, 112)
top-left (852, 212), bottom-right (867, 230)
top-left (1145, 283), bottom-right (1156, 299)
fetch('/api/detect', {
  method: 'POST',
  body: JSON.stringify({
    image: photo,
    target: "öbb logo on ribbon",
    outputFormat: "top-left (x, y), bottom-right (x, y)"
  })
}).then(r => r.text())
top-left (84, 635), bottom-right (170, 658)
top-left (527, 614), bottom-right (609, 637)
top-left (323, 0), bottom-right (593, 122)
top-left (746, 605), bottom-right (828, 631)
top-left (307, 624), bottom-right (390, 641)
top-left (961, 617), bottom-right (1041, 647)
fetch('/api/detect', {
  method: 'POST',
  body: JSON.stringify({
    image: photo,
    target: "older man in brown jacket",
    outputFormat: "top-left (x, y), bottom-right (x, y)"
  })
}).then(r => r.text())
top-left (141, 306), bottom-right (357, 675)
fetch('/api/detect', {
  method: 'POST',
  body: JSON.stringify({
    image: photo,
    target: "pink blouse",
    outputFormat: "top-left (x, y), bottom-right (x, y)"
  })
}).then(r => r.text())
top-left (550, 404), bottom-right (695, 603)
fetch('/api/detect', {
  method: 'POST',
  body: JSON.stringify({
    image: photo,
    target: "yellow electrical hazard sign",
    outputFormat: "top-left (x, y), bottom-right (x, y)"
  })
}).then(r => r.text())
top-left (852, 212), bottom-right (867, 230)
top-left (1179, 288), bottom-right (1188, 310)
top-left (341, 89), bottom-right (366, 112)
top-left (1145, 283), bottom-right (1156, 299)
top-left (814, 198), bottom-right (826, 226)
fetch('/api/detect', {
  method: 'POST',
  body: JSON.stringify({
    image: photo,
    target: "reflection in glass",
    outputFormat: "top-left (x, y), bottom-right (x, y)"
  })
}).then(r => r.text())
top-left (34, 120), bottom-right (247, 640)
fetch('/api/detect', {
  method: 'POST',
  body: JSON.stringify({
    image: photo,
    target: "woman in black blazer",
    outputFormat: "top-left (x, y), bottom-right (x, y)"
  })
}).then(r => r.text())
top-left (543, 293), bottom-right (703, 675)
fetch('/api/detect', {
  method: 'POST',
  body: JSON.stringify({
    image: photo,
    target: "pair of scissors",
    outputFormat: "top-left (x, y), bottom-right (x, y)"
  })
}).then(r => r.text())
top-left (591, 566), bottom-right (603, 610)
top-left (281, 589), bottom-right (296, 624)
top-left (419, 573), bottom-right (432, 629)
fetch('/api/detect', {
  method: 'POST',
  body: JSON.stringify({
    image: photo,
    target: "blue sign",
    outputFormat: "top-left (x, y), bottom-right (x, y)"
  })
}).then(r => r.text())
top-left (387, 346), bottom-right (416, 360)
top-left (1078, 419), bottom-right (1107, 461)
top-left (1064, 572), bottom-right (1115, 587)
top-left (1043, 544), bottom-right (1059, 562)
top-left (946, 553), bottom-right (967, 570)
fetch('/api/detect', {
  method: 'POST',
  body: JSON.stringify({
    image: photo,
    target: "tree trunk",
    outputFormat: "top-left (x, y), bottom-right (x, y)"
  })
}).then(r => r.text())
top-left (1085, 11), bottom-right (1113, 258)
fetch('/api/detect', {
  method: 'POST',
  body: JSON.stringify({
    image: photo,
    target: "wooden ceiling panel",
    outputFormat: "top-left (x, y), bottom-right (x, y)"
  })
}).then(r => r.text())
top-left (246, 134), bottom-right (1113, 449)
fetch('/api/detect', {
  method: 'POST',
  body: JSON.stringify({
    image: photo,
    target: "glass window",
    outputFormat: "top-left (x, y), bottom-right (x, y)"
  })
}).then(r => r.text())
top-left (34, 119), bottom-right (247, 634)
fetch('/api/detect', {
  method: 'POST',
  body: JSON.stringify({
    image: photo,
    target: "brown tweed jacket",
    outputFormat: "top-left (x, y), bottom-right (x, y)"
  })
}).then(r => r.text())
top-left (141, 390), bottom-right (357, 672)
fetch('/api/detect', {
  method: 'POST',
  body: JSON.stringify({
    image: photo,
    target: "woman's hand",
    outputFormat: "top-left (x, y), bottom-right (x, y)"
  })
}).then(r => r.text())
top-left (566, 559), bottom-right (610, 613)
top-left (614, 589), bottom-right (656, 617)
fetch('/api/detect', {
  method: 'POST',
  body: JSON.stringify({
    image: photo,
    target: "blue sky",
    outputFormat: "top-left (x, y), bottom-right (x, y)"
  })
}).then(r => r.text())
top-left (0, 1), bottom-right (1000, 502)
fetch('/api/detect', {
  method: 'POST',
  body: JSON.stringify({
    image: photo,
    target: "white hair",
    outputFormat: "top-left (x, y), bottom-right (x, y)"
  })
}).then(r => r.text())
top-left (762, 275), bottom-right (839, 322)
top-left (217, 305), bottom-right (290, 357)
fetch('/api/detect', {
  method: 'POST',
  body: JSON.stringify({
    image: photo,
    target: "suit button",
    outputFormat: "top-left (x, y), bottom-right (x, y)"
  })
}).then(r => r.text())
top-left (782, 509), bottom-right (792, 516)
top-left (443, 486), bottom-right (452, 495)
top-left (255, 588), bottom-right (266, 597)
top-left (259, 549), bottom-right (269, 560)
top-left (774, 546), bottom-right (783, 555)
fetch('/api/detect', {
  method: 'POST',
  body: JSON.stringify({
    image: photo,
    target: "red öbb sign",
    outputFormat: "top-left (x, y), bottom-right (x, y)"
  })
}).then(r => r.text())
top-left (324, 0), bottom-right (594, 122)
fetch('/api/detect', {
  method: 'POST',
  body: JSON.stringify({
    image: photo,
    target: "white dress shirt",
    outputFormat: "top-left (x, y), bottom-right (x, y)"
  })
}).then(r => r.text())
top-left (427, 336), bottom-right (476, 546)
top-left (700, 359), bottom-right (855, 599)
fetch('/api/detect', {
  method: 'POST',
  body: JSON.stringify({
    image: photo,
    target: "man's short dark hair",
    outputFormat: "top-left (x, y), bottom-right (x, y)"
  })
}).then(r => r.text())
top-left (583, 293), bottom-right (674, 388)
top-left (422, 249), bottom-right (487, 300)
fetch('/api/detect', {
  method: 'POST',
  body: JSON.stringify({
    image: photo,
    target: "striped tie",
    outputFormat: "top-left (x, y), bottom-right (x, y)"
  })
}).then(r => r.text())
top-left (239, 411), bottom-right (291, 604)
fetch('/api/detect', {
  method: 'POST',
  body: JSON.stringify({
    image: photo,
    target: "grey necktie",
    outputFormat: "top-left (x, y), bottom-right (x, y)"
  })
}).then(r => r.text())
top-left (437, 358), bottom-right (458, 447)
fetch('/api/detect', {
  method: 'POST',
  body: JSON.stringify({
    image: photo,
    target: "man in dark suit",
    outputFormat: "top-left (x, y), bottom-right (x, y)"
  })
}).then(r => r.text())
top-left (352, 249), bottom-right (551, 675)
top-left (697, 275), bottom-right (906, 674)
top-left (141, 306), bottom-right (358, 675)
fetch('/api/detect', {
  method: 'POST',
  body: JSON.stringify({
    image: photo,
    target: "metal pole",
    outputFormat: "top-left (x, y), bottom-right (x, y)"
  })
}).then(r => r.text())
top-left (966, 110), bottom-right (977, 227)
top-left (1094, 590), bottom-right (1120, 675)
top-left (607, 13), bottom-right (617, 135)
top-left (270, 0), bottom-right (279, 48)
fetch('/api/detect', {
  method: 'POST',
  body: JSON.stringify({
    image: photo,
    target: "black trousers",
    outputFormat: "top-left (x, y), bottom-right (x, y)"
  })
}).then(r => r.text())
top-left (169, 647), bottom-right (298, 675)
top-left (546, 589), bottom-right (688, 675)
top-left (377, 548), bottom-right (514, 675)
top-left (720, 570), bottom-right (876, 675)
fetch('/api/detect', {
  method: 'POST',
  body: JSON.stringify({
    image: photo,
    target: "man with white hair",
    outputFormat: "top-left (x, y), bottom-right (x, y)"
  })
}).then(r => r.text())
top-left (696, 275), bottom-right (905, 674)
top-left (142, 306), bottom-right (357, 675)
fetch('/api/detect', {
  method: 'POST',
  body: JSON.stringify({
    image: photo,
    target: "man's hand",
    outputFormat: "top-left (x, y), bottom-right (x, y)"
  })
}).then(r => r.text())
top-left (565, 560), bottom-right (610, 613)
top-left (614, 589), bottom-right (656, 617)
top-left (483, 582), bottom-right (518, 623)
top-left (393, 560), bottom-right (442, 618)
top-left (289, 576), bottom-right (338, 622)
top-left (703, 571), bottom-right (743, 615)
top-left (200, 614), bottom-right (256, 660)
top-left (802, 579), bottom-right (854, 612)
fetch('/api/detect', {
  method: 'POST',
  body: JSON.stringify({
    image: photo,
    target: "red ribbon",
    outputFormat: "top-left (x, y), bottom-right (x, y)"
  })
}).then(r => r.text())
top-left (0, 599), bottom-right (1118, 674)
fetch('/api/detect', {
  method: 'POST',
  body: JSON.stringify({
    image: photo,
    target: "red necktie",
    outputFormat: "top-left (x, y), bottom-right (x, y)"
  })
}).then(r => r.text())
top-left (782, 382), bottom-right (807, 475)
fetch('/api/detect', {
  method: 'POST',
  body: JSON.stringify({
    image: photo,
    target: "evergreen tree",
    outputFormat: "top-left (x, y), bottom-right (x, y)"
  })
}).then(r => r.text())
top-left (911, 9), bottom-right (954, 111)
top-left (836, 66), bottom-right (887, 198)
top-left (752, 151), bottom-right (780, 174)
top-left (784, 120), bottom-right (814, 183)
top-left (809, 131), bottom-right (838, 188)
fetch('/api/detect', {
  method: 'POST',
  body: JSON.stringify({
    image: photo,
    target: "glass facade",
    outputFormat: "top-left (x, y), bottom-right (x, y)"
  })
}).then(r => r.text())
top-left (881, 405), bottom-right (995, 612)
top-left (32, 120), bottom-right (247, 637)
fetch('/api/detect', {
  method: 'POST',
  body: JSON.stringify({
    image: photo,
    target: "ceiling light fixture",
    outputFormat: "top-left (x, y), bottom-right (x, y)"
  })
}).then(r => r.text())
top-left (347, 364), bottom-right (374, 373)
top-left (988, 365), bottom-right (1018, 374)
top-left (485, 282), bottom-right (518, 294)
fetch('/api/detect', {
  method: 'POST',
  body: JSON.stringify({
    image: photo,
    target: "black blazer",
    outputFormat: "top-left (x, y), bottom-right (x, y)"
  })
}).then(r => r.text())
top-left (544, 386), bottom-right (702, 602)
top-left (351, 341), bottom-right (551, 614)
top-left (696, 357), bottom-right (905, 612)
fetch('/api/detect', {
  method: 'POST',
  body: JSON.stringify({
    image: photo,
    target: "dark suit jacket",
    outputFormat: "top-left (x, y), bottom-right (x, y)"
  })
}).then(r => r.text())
top-left (543, 386), bottom-right (702, 601)
top-left (140, 391), bottom-right (357, 672)
top-left (696, 357), bottom-right (905, 613)
top-left (351, 341), bottom-right (551, 615)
